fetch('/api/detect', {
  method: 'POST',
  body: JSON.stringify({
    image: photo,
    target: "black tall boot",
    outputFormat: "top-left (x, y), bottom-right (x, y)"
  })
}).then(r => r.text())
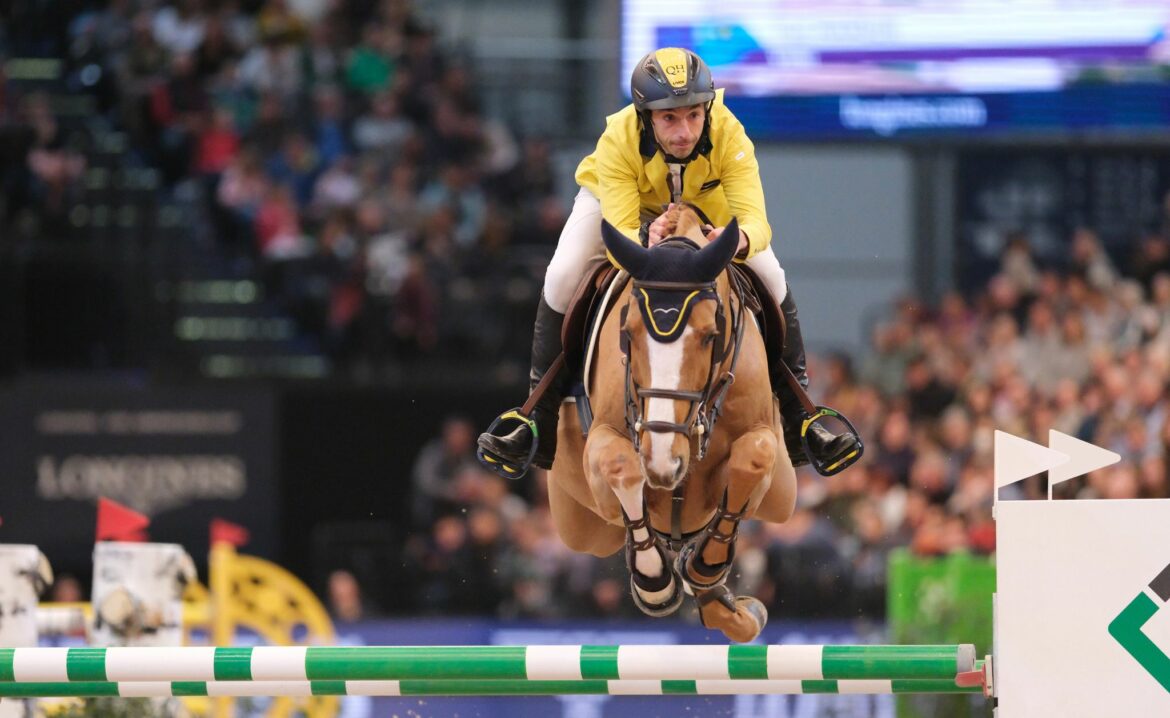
top-left (773, 284), bottom-right (861, 469)
top-left (478, 295), bottom-right (568, 473)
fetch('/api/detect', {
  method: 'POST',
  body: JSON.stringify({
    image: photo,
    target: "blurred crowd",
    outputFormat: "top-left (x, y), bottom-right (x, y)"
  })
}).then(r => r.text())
top-left (1, 0), bottom-right (562, 363)
top-left (6, 2), bottom-right (1170, 623)
top-left (372, 230), bottom-right (1170, 622)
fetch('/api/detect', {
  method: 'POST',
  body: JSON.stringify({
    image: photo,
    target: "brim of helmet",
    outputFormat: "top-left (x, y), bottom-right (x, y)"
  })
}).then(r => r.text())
top-left (640, 90), bottom-right (716, 111)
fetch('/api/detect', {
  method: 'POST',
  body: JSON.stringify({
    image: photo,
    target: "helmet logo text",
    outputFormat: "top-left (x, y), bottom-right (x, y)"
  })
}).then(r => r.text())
top-left (654, 48), bottom-right (690, 88)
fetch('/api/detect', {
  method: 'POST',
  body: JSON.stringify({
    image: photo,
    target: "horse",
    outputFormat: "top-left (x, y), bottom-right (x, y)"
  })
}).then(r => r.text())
top-left (548, 204), bottom-right (798, 643)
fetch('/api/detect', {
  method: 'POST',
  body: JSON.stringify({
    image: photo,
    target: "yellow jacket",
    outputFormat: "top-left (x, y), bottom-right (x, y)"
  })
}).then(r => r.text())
top-left (575, 89), bottom-right (771, 259)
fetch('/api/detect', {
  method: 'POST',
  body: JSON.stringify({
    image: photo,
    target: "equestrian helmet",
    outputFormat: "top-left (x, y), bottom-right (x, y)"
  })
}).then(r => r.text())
top-left (631, 48), bottom-right (716, 112)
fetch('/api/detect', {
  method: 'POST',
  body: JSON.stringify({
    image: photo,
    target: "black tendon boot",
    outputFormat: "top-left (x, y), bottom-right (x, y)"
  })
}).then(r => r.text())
top-left (774, 284), bottom-right (861, 470)
top-left (477, 296), bottom-right (568, 474)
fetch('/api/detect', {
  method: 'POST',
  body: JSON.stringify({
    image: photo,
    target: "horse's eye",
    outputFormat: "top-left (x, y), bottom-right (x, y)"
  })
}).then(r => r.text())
top-left (702, 332), bottom-right (717, 346)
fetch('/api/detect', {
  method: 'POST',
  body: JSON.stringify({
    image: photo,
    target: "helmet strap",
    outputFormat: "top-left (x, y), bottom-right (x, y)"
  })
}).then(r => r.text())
top-left (638, 112), bottom-right (658, 158)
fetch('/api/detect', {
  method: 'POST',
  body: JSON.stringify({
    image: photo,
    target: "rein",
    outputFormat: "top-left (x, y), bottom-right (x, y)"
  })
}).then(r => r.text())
top-left (618, 268), bottom-right (749, 463)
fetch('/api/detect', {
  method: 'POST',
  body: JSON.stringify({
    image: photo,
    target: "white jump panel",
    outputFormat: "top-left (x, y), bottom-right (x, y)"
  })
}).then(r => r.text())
top-left (996, 498), bottom-right (1170, 717)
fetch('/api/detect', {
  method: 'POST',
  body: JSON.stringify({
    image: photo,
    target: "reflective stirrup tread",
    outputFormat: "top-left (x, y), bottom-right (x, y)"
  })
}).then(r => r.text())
top-left (477, 410), bottom-right (540, 479)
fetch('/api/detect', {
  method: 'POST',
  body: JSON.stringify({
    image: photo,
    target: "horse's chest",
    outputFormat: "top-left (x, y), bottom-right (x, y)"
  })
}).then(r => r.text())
top-left (646, 476), bottom-right (724, 535)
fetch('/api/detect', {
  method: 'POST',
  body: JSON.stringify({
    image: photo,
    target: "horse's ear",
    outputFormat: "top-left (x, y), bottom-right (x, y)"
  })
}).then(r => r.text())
top-left (601, 220), bottom-right (649, 277)
top-left (694, 217), bottom-right (740, 279)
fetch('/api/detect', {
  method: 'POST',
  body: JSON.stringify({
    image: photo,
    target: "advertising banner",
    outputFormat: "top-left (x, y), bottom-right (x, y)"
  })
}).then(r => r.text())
top-left (0, 381), bottom-right (276, 578)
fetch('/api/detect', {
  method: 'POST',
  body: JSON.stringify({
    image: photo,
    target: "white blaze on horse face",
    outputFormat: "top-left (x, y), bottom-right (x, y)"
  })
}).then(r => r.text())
top-left (644, 327), bottom-right (691, 482)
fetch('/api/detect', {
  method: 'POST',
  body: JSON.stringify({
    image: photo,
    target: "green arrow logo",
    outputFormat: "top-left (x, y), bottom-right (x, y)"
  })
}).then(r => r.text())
top-left (1109, 563), bottom-right (1170, 693)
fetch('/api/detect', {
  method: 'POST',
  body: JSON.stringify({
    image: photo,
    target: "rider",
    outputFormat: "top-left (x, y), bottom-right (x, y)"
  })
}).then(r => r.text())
top-left (478, 47), bottom-right (861, 474)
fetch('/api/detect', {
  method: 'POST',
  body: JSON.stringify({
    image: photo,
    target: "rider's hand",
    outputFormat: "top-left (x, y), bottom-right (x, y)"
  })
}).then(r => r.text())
top-left (704, 225), bottom-right (750, 257)
top-left (647, 204), bottom-right (675, 246)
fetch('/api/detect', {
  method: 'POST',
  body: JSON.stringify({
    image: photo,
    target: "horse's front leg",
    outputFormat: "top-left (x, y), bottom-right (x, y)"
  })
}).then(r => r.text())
top-left (585, 425), bottom-right (683, 617)
top-left (683, 427), bottom-right (776, 642)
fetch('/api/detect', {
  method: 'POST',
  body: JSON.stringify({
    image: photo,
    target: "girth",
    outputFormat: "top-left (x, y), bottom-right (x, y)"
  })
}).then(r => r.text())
top-left (653, 485), bottom-right (699, 552)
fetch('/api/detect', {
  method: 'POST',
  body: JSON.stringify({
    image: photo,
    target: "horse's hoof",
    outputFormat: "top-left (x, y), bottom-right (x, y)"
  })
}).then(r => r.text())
top-left (699, 594), bottom-right (769, 643)
top-left (675, 540), bottom-right (729, 594)
top-left (629, 568), bottom-right (685, 617)
top-left (733, 596), bottom-right (768, 639)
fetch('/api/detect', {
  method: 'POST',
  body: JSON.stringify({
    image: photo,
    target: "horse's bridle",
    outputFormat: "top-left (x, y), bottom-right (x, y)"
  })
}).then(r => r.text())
top-left (618, 269), bottom-right (748, 463)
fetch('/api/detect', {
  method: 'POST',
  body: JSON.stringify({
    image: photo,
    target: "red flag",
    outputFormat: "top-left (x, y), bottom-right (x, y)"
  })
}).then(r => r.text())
top-left (96, 498), bottom-right (150, 542)
top-left (210, 518), bottom-right (250, 548)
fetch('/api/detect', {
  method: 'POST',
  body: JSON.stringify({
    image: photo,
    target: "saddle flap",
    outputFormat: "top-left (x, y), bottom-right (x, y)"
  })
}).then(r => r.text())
top-left (731, 264), bottom-right (779, 343)
top-left (562, 260), bottom-right (619, 369)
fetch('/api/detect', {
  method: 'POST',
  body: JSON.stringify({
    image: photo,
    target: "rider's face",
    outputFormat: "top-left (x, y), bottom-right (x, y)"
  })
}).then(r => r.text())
top-left (649, 104), bottom-right (705, 158)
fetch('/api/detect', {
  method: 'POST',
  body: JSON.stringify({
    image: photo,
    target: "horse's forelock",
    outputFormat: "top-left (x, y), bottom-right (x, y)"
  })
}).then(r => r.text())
top-left (662, 203), bottom-right (706, 243)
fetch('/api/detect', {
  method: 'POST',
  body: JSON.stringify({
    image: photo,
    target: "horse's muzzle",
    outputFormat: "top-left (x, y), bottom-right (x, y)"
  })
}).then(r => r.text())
top-left (643, 455), bottom-right (686, 490)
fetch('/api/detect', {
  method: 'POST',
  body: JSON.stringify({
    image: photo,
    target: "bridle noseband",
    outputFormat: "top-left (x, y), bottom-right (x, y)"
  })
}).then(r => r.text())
top-left (618, 248), bottom-right (748, 463)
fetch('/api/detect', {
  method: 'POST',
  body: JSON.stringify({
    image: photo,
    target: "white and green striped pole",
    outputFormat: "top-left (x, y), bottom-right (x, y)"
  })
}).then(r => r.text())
top-left (0, 675), bottom-right (983, 698)
top-left (0, 645), bottom-right (975, 683)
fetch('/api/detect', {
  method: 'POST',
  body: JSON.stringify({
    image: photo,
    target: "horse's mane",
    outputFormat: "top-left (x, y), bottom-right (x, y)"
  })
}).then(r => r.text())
top-left (661, 203), bottom-right (707, 243)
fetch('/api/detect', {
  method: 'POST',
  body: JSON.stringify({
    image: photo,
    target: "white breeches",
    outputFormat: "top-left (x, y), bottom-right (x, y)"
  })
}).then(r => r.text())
top-left (542, 187), bottom-right (788, 313)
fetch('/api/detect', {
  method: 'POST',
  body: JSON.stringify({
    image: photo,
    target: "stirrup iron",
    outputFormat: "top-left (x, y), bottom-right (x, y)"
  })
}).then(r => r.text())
top-left (477, 408), bottom-right (540, 480)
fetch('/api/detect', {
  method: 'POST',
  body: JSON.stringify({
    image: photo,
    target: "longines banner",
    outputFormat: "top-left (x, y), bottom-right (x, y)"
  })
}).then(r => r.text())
top-left (0, 381), bottom-right (276, 575)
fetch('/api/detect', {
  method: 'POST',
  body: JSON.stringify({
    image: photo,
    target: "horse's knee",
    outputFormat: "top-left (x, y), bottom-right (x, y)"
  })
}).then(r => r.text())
top-left (597, 451), bottom-right (642, 492)
top-left (730, 432), bottom-right (777, 478)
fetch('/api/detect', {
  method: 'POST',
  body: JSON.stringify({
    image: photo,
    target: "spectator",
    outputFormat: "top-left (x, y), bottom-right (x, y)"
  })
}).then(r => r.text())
top-left (22, 93), bottom-right (86, 226)
top-left (309, 85), bottom-right (350, 167)
top-left (266, 131), bottom-right (320, 208)
top-left (236, 31), bottom-right (303, 98)
top-left (310, 155), bottom-right (360, 217)
top-left (153, 0), bottom-right (207, 56)
top-left (195, 13), bottom-right (240, 80)
top-left (254, 182), bottom-right (307, 259)
top-left (418, 162), bottom-right (486, 249)
top-left (1053, 312), bottom-right (1092, 385)
top-left (255, 0), bottom-right (307, 46)
top-left (409, 416), bottom-right (479, 528)
top-left (216, 146), bottom-right (267, 251)
top-left (327, 569), bottom-right (375, 622)
top-left (345, 23), bottom-right (397, 95)
top-left (1000, 234), bottom-right (1039, 296)
top-left (407, 515), bottom-right (468, 613)
top-left (904, 355), bottom-right (955, 420)
top-left (243, 91), bottom-right (294, 156)
top-left (1069, 227), bottom-right (1118, 291)
top-left (351, 90), bottom-right (413, 154)
top-left (302, 20), bottom-right (345, 89)
top-left (392, 252), bottom-right (439, 353)
top-left (1132, 232), bottom-right (1170, 291)
top-left (194, 105), bottom-right (240, 177)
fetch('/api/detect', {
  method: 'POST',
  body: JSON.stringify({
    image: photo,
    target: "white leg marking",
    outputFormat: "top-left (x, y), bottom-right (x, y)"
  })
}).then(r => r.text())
top-left (612, 480), bottom-right (666, 590)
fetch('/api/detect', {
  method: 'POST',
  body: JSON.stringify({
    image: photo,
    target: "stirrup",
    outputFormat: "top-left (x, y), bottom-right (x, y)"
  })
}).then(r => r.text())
top-left (476, 408), bottom-right (539, 480)
top-left (797, 405), bottom-right (865, 477)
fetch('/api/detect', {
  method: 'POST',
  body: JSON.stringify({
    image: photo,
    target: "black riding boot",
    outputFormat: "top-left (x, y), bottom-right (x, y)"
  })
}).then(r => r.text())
top-left (773, 284), bottom-right (860, 469)
top-left (478, 295), bottom-right (567, 471)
